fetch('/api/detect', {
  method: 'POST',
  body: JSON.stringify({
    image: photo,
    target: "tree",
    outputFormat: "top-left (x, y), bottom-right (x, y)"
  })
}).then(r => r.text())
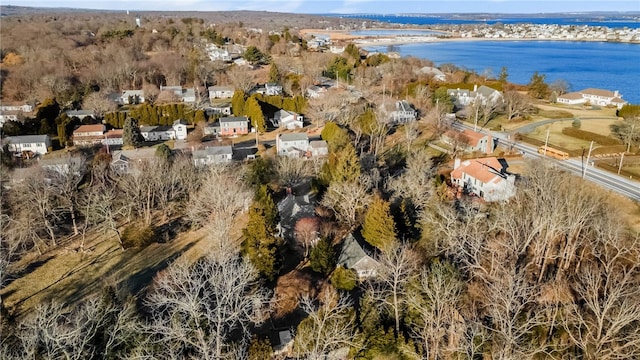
top-left (374, 242), bottom-right (418, 335)
top-left (274, 156), bottom-right (312, 189)
top-left (498, 66), bottom-right (509, 83)
top-left (231, 89), bottom-right (247, 116)
top-left (268, 62), bottom-right (280, 83)
top-left (329, 142), bottom-right (361, 184)
top-left (122, 117), bottom-right (143, 148)
top-left (243, 45), bottom-right (269, 65)
top-left (611, 104), bottom-right (640, 152)
top-left (294, 290), bottom-right (358, 359)
top-left (242, 204), bottom-right (281, 281)
top-left (144, 255), bottom-right (270, 359)
top-left (294, 217), bottom-right (320, 258)
top-left (527, 71), bottom-right (551, 99)
top-left (330, 266), bottom-right (357, 291)
top-left (320, 122), bottom-right (350, 152)
top-left (309, 237), bottom-right (335, 275)
top-left (82, 92), bottom-right (117, 119)
top-left (361, 195), bottom-right (397, 251)
top-left (503, 90), bottom-right (534, 121)
top-left (155, 143), bottom-right (172, 161)
top-left (388, 149), bottom-right (436, 211)
top-left (321, 181), bottom-right (371, 228)
top-left (406, 260), bottom-right (465, 360)
top-left (227, 66), bottom-right (255, 94)
top-left (245, 97), bottom-right (265, 133)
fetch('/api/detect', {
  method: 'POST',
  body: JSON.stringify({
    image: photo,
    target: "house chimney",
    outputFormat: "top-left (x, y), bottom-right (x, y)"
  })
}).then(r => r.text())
top-left (454, 158), bottom-right (461, 169)
top-left (614, 90), bottom-right (619, 97)
top-left (473, 84), bottom-right (478, 92)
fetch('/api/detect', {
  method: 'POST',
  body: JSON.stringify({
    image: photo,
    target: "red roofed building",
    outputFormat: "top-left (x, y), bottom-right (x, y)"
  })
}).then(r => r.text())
top-left (451, 157), bottom-right (516, 202)
top-left (73, 124), bottom-right (106, 147)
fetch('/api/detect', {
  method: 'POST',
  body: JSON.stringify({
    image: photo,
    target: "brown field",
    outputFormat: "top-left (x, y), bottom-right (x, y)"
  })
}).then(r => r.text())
top-left (527, 119), bottom-right (618, 151)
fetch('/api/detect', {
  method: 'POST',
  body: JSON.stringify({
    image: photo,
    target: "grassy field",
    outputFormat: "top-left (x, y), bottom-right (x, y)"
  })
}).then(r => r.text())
top-left (526, 119), bottom-right (618, 151)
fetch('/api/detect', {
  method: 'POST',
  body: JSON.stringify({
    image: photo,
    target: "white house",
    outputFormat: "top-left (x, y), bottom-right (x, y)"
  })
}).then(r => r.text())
top-left (139, 120), bottom-right (188, 141)
top-left (66, 110), bottom-right (96, 120)
top-left (390, 100), bottom-right (417, 123)
top-left (206, 104), bottom-right (232, 116)
top-left (557, 88), bottom-right (627, 109)
top-left (448, 85), bottom-right (502, 107)
top-left (265, 83), bottom-right (283, 96)
top-left (306, 85), bottom-right (328, 99)
top-left (450, 157), bottom-right (516, 202)
top-left (4, 135), bottom-right (52, 155)
top-left (309, 140), bottom-right (329, 157)
top-left (0, 104), bottom-right (33, 112)
top-left (338, 233), bottom-right (380, 279)
top-left (120, 90), bottom-right (145, 104)
top-left (208, 86), bottom-right (235, 99)
top-left (110, 148), bottom-right (157, 174)
top-left (272, 110), bottom-right (304, 130)
top-left (276, 133), bottom-right (309, 157)
top-left (203, 121), bottom-right (221, 137)
top-left (160, 86), bottom-right (197, 103)
top-left (192, 145), bottom-right (233, 167)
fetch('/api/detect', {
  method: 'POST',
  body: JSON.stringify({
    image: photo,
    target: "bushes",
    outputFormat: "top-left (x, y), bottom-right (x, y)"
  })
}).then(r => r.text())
top-left (121, 223), bottom-right (155, 249)
top-left (561, 127), bottom-right (622, 146)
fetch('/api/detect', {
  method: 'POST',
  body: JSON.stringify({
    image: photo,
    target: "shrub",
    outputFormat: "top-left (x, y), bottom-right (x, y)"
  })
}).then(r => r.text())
top-left (561, 127), bottom-right (622, 146)
top-left (572, 118), bottom-right (581, 129)
top-left (121, 223), bottom-right (155, 249)
top-left (330, 266), bottom-right (357, 291)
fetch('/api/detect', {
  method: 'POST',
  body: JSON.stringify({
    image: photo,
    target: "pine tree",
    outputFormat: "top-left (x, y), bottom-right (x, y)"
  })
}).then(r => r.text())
top-left (361, 195), bottom-right (397, 251)
top-left (268, 63), bottom-right (280, 83)
top-left (331, 142), bottom-right (360, 184)
top-left (122, 117), bottom-right (143, 148)
top-left (245, 97), bottom-right (266, 133)
top-left (309, 238), bottom-right (336, 275)
top-left (232, 90), bottom-right (246, 116)
top-left (528, 71), bottom-right (551, 99)
top-left (242, 205), bottom-right (281, 281)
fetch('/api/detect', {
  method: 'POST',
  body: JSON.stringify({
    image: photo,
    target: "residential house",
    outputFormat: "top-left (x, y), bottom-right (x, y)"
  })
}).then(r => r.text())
top-left (390, 100), bottom-right (417, 123)
top-left (208, 85), bottom-right (235, 99)
top-left (450, 157), bottom-right (516, 202)
top-left (251, 83), bottom-right (283, 96)
top-left (140, 120), bottom-right (188, 141)
top-left (4, 135), bottom-right (52, 155)
top-left (66, 110), bottom-right (96, 120)
top-left (272, 110), bottom-right (304, 130)
top-left (337, 233), bottom-right (380, 279)
top-left (0, 112), bottom-right (19, 126)
top-left (205, 44), bottom-right (232, 62)
top-left (557, 88), bottom-right (627, 109)
top-left (120, 90), bottom-right (145, 104)
top-left (205, 103), bottom-right (232, 116)
top-left (417, 66), bottom-right (447, 81)
top-left (103, 129), bottom-right (123, 146)
top-left (110, 148), bottom-right (157, 174)
top-left (329, 45), bottom-right (345, 54)
top-left (442, 129), bottom-right (495, 154)
top-left (306, 85), bottom-right (328, 99)
top-left (448, 85), bottom-right (502, 108)
top-left (276, 191), bottom-right (317, 241)
top-left (160, 85), bottom-right (197, 103)
top-left (203, 121), bottom-right (221, 137)
top-left (0, 104), bottom-right (33, 113)
top-left (309, 140), bottom-right (329, 157)
top-left (219, 116), bottom-right (249, 136)
top-left (277, 133), bottom-right (309, 157)
top-left (192, 145), bottom-right (233, 167)
top-left (39, 156), bottom-right (85, 176)
top-left (73, 124), bottom-right (106, 147)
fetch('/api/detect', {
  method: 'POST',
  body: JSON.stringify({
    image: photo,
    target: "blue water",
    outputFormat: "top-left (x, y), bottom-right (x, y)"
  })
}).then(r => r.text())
top-left (349, 29), bottom-right (440, 36)
top-left (364, 41), bottom-right (640, 103)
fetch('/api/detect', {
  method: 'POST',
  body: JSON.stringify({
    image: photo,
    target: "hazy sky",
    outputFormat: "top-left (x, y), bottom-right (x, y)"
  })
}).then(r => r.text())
top-left (6, 0), bottom-right (640, 14)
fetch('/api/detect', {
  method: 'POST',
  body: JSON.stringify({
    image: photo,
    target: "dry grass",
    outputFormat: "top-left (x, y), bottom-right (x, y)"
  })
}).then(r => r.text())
top-left (526, 119), bottom-right (619, 151)
top-left (1, 213), bottom-right (249, 319)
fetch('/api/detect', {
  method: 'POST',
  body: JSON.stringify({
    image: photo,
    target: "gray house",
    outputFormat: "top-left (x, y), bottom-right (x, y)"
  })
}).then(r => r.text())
top-left (337, 233), bottom-right (380, 279)
top-left (192, 145), bottom-right (233, 167)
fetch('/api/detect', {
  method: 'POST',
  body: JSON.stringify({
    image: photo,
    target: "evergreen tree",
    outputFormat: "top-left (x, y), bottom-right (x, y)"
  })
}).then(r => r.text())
top-left (122, 117), bottom-right (143, 148)
top-left (433, 87), bottom-right (454, 112)
top-left (361, 195), bottom-right (397, 251)
top-left (241, 205), bottom-right (281, 281)
top-left (331, 142), bottom-right (361, 184)
top-left (344, 43), bottom-right (361, 62)
top-left (498, 66), bottom-right (509, 83)
top-left (232, 90), bottom-right (246, 116)
top-left (321, 122), bottom-right (350, 152)
top-left (309, 238), bottom-right (336, 275)
top-left (268, 63), bottom-right (280, 83)
top-left (245, 97), bottom-right (266, 133)
top-left (528, 71), bottom-right (551, 99)
top-left (155, 143), bottom-right (172, 160)
top-left (254, 185), bottom-right (278, 229)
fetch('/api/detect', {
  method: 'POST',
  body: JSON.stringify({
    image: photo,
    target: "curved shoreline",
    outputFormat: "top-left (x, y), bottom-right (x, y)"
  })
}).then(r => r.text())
top-left (300, 28), bottom-right (640, 46)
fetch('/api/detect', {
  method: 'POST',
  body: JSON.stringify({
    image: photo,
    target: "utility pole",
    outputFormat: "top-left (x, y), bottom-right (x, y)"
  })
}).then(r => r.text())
top-left (543, 128), bottom-right (550, 156)
top-left (582, 141), bottom-right (594, 179)
top-left (474, 104), bottom-right (479, 132)
top-left (618, 152), bottom-right (625, 174)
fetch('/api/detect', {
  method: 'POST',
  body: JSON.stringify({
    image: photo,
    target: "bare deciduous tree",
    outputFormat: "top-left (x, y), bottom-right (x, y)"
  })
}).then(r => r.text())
top-left (503, 90), bottom-right (534, 121)
top-left (274, 156), bottom-right (313, 189)
top-left (294, 290), bottom-right (359, 359)
top-left (227, 65), bottom-right (256, 93)
top-left (144, 255), bottom-right (270, 360)
top-left (320, 181), bottom-right (371, 228)
top-left (82, 92), bottom-right (117, 119)
top-left (294, 217), bottom-right (320, 258)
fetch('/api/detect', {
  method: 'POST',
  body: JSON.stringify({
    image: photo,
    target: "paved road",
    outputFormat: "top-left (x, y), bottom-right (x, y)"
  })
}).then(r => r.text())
top-left (451, 121), bottom-right (640, 201)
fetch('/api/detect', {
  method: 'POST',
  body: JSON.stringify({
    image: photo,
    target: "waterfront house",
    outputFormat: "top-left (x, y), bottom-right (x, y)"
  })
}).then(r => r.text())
top-left (557, 88), bottom-right (627, 109)
top-left (417, 66), bottom-right (447, 81)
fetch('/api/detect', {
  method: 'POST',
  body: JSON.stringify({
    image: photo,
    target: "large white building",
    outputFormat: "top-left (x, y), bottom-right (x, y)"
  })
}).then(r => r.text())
top-left (450, 157), bottom-right (515, 202)
top-left (557, 88), bottom-right (627, 109)
top-left (4, 135), bottom-right (52, 155)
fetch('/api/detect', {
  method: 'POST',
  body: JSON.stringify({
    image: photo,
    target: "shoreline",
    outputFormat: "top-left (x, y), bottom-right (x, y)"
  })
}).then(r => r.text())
top-left (300, 28), bottom-right (640, 47)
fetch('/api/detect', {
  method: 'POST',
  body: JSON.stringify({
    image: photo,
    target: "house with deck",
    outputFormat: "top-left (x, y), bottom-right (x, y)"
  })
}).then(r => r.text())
top-left (208, 86), bottom-right (235, 99)
top-left (120, 90), bottom-right (145, 104)
top-left (73, 124), bottom-right (107, 147)
top-left (390, 100), bottom-right (417, 123)
top-left (450, 157), bottom-right (515, 202)
top-left (4, 135), bottom-right (52, 155)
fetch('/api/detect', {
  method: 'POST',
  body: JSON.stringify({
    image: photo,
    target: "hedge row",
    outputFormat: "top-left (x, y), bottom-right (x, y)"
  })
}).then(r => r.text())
top-left (561, 127), bottom-right (622, 146)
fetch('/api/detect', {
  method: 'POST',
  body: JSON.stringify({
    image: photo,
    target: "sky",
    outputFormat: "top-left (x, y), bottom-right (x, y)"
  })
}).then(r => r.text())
top-left (5, 0), bottom-right (640, 14)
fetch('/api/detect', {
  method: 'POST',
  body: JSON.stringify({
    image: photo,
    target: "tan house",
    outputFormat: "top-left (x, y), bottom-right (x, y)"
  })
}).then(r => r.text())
top-left (73, 124), bottom-right (106, 146)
